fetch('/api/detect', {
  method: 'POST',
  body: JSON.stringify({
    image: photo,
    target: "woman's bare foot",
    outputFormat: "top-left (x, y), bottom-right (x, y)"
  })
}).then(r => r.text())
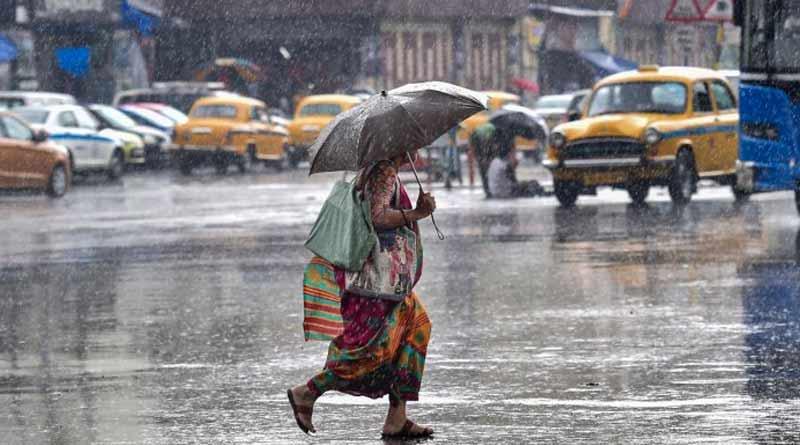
top-left (288, 385), bottom-right (317, 434)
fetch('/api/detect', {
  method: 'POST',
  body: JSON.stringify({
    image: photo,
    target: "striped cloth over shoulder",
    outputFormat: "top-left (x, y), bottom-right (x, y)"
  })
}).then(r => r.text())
top-left (302, 256), bottom-right (344, 341)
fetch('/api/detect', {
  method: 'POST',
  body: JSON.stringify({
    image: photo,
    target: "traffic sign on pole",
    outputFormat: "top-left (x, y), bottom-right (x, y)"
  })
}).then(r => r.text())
top-left (665, 0), bottom-right (704, 22)
top-left (702, 0), bottom-right (734, 21)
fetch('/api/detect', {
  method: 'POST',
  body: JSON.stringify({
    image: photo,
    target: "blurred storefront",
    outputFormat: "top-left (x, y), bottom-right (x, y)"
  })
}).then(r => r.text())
top-left (612, 0), bottom-right (722, 68)
top-left (0, 0), bottom-right (162, 102)
top-left (375, 2), bottom-right (525, 93)
top-left (529, 0), bottom-right (637, 94)
top-left (164, 0), bottom-right (527, 110)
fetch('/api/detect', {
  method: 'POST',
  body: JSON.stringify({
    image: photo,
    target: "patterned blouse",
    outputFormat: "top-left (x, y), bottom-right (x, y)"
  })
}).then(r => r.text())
top-left (366, 161), bottom-right (411, 225)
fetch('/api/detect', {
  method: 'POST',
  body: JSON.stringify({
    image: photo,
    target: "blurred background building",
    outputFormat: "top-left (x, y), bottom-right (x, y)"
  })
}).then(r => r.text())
top-left (0, 0), bottom-right (740, 106)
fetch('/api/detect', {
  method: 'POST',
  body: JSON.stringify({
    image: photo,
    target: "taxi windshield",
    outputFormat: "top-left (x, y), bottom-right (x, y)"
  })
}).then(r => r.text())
top-left (158, 106), bottom-right (189, 123)
top-left (191, 105), bottom-right (238, 118)
top-left (299, 103), bottom-right (342, 117)
top-left (587, 82), bottom-right (687, 117)
top-left (92, 106), bottom-right (138, 128)
top-left (534, 95), bottom-right (571, 110)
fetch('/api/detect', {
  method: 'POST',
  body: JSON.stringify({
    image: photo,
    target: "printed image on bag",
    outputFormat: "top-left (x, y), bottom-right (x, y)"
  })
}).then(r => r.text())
top-left (345, 225), bottom-right (422, 301)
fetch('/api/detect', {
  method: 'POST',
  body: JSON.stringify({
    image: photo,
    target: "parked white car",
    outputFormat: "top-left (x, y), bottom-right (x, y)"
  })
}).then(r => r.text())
top-left (0, 91), bottom-right (76, 111)
top-left (14, 105), bottom-right (126, 179)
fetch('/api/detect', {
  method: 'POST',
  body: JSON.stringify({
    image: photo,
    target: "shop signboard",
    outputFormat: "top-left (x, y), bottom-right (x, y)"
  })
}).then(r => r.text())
top-left (34, 0), bottom-right (114, 22)
top-left (0, 0), bottom-right (15, 25)
top-left (127, 0), bottom-right (163, 17)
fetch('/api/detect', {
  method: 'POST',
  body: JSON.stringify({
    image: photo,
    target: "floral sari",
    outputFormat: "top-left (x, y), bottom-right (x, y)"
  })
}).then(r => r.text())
top-left (303, 161), bottom-right (432, 401)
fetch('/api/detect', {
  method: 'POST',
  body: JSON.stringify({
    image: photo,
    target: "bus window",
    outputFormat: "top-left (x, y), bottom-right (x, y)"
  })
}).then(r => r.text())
top-left (774, 2), bottom-right (800, 70)
top-left (742, 0), bottom-right (769, 70)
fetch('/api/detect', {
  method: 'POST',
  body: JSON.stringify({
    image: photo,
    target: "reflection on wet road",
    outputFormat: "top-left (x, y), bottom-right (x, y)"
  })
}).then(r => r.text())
top-left (2, 169), bottom-right (800, 443)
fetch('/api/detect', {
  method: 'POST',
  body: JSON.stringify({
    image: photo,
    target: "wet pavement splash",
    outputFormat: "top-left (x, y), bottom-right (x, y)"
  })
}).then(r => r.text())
top-left (2, 167), bottom-right (800, 444)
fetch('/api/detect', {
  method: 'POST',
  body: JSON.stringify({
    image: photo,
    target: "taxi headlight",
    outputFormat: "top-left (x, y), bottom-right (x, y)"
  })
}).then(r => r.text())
top-left (644, 128), bottom-right (661, 145)
top-left (550, 131), bottom-right (566, 149)
top-left (143, 134), bottom-right (157, 145)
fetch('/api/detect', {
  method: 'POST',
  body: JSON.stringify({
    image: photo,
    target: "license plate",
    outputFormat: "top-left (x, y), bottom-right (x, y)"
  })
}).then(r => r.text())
top-left (583, 171), bottom-right (626, 186)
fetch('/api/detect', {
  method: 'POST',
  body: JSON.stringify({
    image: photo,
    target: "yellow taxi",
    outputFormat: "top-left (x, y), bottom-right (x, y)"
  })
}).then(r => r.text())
top-left (545, 66), bottom-right (739, 207)
top-left (287, 94), bottom-right (361, 167)
top-left (456, 91), bottom-right (540, 156)
top-left (171, 96), bottom-right (288, 175)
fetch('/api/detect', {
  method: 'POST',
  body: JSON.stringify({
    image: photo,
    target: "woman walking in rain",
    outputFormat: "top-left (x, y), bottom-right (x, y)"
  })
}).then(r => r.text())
top-left (288, 153), bottom-right (437, 439)
top-left (287, 81), bottom-right (486, 439)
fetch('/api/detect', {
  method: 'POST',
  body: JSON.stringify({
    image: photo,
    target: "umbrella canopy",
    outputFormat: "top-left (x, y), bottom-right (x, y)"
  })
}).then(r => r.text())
top-left (489, 104), bottom-right (549, 142)
top-left (194, 58), bottom-right (264, 83)
top-left (309, 81), bottom-right (487, 174)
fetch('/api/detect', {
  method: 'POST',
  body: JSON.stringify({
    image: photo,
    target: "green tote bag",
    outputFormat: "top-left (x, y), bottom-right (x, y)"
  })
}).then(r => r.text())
top-left (305, 178), bottom-right (376, 271)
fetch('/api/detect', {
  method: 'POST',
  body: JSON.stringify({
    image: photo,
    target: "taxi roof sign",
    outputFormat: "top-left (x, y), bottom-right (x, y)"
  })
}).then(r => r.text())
top-left (665, 0), bottom-right (704, 22)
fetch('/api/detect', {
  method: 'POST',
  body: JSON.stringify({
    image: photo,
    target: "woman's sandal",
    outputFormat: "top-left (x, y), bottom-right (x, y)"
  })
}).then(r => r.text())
top-left (287, 389), bottom-right (315, 435)
top-left (381, 419), bottom-right (434, 439)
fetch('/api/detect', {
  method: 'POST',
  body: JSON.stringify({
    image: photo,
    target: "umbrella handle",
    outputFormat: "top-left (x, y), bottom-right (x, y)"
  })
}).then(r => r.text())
top-left (406, 152), bottom-right (445, 240)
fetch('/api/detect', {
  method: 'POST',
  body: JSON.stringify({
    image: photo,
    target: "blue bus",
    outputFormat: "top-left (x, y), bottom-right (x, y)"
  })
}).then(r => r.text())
top-left (735, 0), bottom-right (800, 214)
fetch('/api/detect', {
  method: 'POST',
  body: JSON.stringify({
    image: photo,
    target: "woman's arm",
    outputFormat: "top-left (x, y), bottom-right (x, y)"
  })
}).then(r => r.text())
top-left (372, 207), bottom-right (427, 230)
top-left (368, 163), bottom-right (435, 230)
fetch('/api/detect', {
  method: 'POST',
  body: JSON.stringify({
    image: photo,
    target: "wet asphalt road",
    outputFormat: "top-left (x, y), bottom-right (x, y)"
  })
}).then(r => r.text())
top-left (1, 163), bottom-right (800, 444)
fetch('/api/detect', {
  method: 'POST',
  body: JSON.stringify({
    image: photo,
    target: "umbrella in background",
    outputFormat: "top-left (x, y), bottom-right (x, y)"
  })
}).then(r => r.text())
top-left (194, 58), bottom-right (264, 83)
top-left (309, 81), bottom-right (487, 175)
top-left (489, 103), bottom-right (549, 142)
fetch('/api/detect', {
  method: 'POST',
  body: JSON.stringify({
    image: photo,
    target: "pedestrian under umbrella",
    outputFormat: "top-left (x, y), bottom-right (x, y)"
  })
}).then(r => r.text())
top-left (288, 82), bottom-right (486, 439)
top-left (488, 103), bottom-right (549, 142)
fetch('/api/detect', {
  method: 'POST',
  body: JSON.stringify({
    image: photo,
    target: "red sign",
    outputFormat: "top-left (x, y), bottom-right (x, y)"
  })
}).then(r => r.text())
top-left (665, 0), bottom-right (704, 22)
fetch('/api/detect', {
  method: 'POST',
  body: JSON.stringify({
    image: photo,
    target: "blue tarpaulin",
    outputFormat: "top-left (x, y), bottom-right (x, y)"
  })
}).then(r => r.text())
top-left (121, 1), bottom-right (161, 37)
top-left (55, 47), bottom-right (91, 78)
top-left (579, 50), bottom-right (638, 77)
top-left (0, 34), bottom-right (18, 64)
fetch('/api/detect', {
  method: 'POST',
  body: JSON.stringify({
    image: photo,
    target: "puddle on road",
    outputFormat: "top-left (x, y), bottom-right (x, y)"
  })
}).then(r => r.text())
top-left (2, 177), bottom-right (800, 443)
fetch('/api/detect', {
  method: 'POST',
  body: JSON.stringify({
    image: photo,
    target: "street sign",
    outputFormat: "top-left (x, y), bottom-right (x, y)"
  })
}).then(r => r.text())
top-left (666, 0), bottom-right (704, 22)
top-left (675, 25), bottom-right (697, 48)
top-left (703, 0), bottom-right (734, 21)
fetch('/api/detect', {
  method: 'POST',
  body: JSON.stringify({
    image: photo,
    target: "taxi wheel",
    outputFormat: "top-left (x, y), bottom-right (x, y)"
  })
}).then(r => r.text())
top-left (267, 157), bottom-right (285, 172)
top-left (554, 180), bottom-right (579, 208)
top-left (627, 182), bottom-right (650, 205)
top-left (732, 186), bottom-right (751, 204)
top-left (214, 155), bottom-right (229, 174)
top-left (178, 156), bottom-right (193, 175)
top-left (107, 150), bottom-right (124, 181)
top-left (668, 150), bottom-right (695, 205)
top-left (238, 147), bottom-right (254, 173)
top-left (288, 150), bottom-right (302, 168)
top-left (47, 164), bottom-right (68, 198)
